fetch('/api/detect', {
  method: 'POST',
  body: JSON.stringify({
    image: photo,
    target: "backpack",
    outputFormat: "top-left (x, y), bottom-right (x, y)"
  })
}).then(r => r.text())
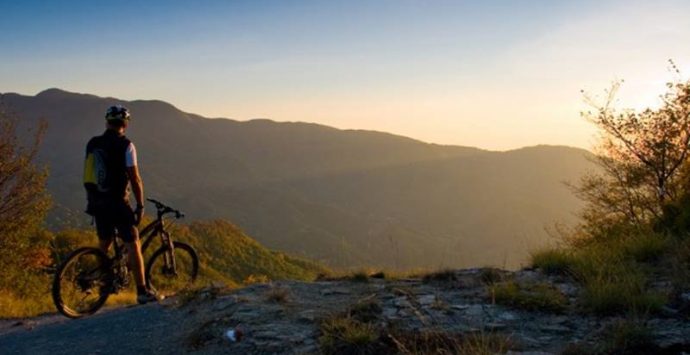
top-left (83, 133), bottom-right (131, 215)
top-left (84, 147), bottom-right (109, 215)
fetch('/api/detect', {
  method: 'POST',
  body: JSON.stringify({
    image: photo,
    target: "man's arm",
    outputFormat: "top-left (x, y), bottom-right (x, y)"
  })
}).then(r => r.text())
top-left (125, 142), bottom-right (144, 224)
top-left (127, 165), bottom-right (144, 208)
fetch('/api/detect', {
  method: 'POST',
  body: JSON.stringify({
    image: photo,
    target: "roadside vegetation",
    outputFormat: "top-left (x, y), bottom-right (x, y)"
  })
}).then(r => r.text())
top-left (530, 66), bottom-right (690, 318)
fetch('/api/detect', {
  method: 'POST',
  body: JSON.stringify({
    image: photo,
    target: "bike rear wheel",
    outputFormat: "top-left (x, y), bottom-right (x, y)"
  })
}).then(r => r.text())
top-left (52, 247), bottom-right (111, 318)
top-left (146, 241), bottom-right (199, 297)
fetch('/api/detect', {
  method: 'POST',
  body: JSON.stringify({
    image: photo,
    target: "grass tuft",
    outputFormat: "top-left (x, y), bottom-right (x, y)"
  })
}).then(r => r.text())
top-left (319, 316), bottom-right (380, 355)
top-left (599, 320), bottom-right (657, 354)
top-left (530, 248), bottom-right (575, 276)
top-left (264, 285), bottom-right (290, 303)
top-left (349, 271), bottom-right (370, 283)
top-left (387, 329), bottom-right (511, 355)
top-left (569, 251), bottom-right (666, 315)
top-left (422, 269), bottom-right (457, 283)
top-left (492, 281), bottom-right (568, 313)
top-left (479, 267), bottom-right (504, 285)
top-left (620, 233), bottom-right (669, 263)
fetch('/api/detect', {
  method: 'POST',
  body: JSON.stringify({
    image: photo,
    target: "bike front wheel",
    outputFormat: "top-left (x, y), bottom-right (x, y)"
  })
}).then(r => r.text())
top-left (52, 247), bottom-right (112, 318)
top-left (145, 241), bottom-right (199, 297)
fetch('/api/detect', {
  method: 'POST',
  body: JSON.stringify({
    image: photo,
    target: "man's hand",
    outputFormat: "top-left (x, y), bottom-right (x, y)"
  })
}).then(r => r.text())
top-left (134, 205), bottom-right (144, 226)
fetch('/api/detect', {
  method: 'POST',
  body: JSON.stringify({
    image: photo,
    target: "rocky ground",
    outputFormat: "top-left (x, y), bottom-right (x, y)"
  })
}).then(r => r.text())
top-left (2, 268), bottom-right (690, 354)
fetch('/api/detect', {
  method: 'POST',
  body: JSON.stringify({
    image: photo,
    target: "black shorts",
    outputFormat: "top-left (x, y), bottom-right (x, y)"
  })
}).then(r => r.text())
top-left (94, 200), bottom-right (137, 243)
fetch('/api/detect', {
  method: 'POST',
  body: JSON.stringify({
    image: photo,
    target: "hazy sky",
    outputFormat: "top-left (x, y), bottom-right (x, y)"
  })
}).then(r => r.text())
top-left (2, 0), bottom-right (690, 150)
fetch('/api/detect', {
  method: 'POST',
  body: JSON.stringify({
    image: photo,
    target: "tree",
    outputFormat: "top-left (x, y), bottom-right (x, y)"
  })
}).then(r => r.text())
top-left (0, 102), bottom-right (51, 274)
top-left (577, 64), bottom-right (690, 236)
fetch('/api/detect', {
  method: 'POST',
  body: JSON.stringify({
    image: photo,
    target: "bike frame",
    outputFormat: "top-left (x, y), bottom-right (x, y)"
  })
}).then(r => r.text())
top-left (110, 207), bottom-right (176, 269)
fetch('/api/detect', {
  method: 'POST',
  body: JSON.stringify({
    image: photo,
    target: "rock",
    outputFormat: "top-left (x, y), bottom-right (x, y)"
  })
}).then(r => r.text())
top-left (394, 297), bottom-right (412, 308)
top-left (539, 324), bottom-right (571, 334)
top-left (514, 270), bottom-right (541, 283)
top-left (464, 304), bottom-right (487, 317)
top-left (382, 307), bottom-right (398, 318)
top-left (212, 300), bottom-right (236, 312)
top-left (484, 322), bottom-right (507, 330)
top-left (297, 310), bottom-right (316, 323)
top-left (554, 283), bottom-right (578, 297)
top-left (506, 351), bottom-right (555, 355)
top-left (254, 330), bottom-right (279, 339)
top-left (320, 287), bottom-right (351, 296)
top-left (418, 294), bottom-right (436, 306)
top-left (680, 292), bottom-right (690, 303)
top-left (451, 304), bottom-right (470, 311)
top-left (550, 316), bottom-right (569, 324)
top-left (498, 311), bottom-right (519, 321)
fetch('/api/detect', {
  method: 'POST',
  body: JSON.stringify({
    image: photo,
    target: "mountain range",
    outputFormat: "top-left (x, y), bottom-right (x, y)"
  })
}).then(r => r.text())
top-left (1, 88), bottom-right (594, 269)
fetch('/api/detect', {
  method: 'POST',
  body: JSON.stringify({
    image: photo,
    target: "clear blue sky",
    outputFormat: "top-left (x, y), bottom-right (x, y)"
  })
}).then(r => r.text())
top-left (2, 0), bottom-right (689, 149)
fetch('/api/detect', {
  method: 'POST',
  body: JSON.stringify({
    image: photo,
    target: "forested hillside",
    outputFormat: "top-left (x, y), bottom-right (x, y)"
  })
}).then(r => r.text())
top-left (1, 89), bottom-right (593, 269)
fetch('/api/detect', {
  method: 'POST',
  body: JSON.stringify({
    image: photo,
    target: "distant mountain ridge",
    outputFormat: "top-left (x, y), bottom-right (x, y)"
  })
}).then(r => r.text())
top-left (1, 88), bottom-right (594, 269)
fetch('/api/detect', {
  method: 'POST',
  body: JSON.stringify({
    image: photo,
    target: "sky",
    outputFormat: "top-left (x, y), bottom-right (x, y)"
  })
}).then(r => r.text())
top-left (2, 0), bottom-right (690, 150)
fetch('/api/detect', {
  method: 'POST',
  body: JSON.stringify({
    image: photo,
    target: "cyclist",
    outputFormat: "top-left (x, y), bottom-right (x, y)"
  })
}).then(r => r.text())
top-left (83, 105), bottom-right (159, 304)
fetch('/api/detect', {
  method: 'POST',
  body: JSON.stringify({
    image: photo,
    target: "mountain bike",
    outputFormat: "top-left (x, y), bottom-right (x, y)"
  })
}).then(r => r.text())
top-left (52, 198), bottom-right (199, 318)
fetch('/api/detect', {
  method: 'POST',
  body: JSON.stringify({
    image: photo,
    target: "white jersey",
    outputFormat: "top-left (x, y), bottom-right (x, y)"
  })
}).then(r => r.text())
top-left (125, 142), bottom-right (138, 168)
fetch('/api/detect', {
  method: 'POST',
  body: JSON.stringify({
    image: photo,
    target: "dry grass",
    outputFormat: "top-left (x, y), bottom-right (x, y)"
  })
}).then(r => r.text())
top-left (0, 290), bottom-right (53, 319)
top-left (378, 328), bottom-right (512, 355)
top-left (105, 291), bottom-right (137, 306)
top-left (174, 283), bottom-right (233, 307)
top-left (319, 315), bottom-right (380, 354)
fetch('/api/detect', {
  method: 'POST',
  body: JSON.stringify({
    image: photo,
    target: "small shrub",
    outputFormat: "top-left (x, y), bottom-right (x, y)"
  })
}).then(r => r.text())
top-left (531, 248), bottom-right (575, 276)
top-left (175, 284), bottom-right (230, 307)
top-left (668, 237), bottom-right (690, 291)
top-left (243, 274), bottom-right (270, 284)
top-left (580, 277), bottom-right (666, 315)
top-left (455, 332), bottom-right (512, 355)
top-left (422, 269), bottom-right (457, 283)
top-left (569, 253), bottom-right (666, 315)
top-left (598, 320), bottom-right (657, 354)
top-left (386, 329), bottom-right (511, 355)
top-left (369, 271), bottom-right (386, 279)
top-left (492, 281), bottom-right (568, 313)
top-left (264, 285), bottom-right (290, 303)
top-left (349, 271), bottom-right (370, 283)
top-left (620, 233), bottom-right (669, 263)
top-left (479, 267), bottom-right (504, 285)
top-left (319, 316), bottom-right (380, 355)
top-left (348, 299), bottom-right (382, 323)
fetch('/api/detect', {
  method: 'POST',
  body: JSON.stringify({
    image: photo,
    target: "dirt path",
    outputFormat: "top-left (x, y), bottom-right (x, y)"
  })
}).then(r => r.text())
top-left (0, 303), bottom-right (195, 354)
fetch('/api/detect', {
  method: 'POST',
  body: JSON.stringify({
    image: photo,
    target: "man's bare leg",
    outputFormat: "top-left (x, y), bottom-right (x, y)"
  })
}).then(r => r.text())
top-left (124, 226), bottom-right (146, 290)
top-left (99, 238), bottom-right (112, 255)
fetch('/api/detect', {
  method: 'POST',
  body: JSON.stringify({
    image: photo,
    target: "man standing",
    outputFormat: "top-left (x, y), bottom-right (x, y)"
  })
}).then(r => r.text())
top-left (83, 105), bottom-right (159, 304)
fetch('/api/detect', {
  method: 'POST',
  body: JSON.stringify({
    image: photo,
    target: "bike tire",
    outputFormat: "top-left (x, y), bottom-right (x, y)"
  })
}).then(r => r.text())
top-left (52, 247), bottom-right (111, 318)
top-left (145, 241), bottom-right (199, 297)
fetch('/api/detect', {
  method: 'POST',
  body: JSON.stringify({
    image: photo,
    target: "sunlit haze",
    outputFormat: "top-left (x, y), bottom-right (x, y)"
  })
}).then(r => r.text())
top-left (2, 0), bottom-right (690, 150)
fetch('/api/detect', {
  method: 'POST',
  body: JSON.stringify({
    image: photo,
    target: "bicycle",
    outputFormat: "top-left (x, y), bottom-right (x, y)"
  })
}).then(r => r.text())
top-left (52, 198), bottom-right (199, 318)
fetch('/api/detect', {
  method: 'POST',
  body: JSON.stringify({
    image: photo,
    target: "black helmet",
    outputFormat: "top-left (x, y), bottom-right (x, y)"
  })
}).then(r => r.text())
top-left (105, 105), bottom-right (130, 122)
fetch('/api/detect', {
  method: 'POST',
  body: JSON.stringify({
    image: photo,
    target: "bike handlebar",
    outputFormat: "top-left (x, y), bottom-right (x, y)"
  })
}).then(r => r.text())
top-left (146, 198), bottom-right (185, 219)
